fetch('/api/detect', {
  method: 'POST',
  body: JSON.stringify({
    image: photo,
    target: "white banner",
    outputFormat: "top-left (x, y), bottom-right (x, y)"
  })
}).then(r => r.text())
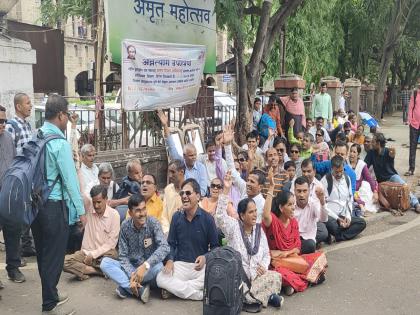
top-left (122, 39), bottom-right (206, 111)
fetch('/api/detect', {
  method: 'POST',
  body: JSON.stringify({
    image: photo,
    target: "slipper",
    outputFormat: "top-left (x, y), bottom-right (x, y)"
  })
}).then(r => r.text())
top-left (404, 170), bottom-right (414, 176)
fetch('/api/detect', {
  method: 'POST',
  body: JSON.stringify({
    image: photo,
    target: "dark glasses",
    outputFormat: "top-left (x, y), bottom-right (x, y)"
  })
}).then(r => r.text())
top-left (238, 158), bottom-right (246, 162)
top-left (0, 119), bottom-right (7, 125)
top-left (290, 150), bottom-right (299, 154)
top-left (316, 134), bottom-right (323, 137)
top-left (179, 190), bottom-right (193, 197)
top-left (277, 148), bottom-right (285, 153)
top-left (210, 184), bottom-right (222, 189)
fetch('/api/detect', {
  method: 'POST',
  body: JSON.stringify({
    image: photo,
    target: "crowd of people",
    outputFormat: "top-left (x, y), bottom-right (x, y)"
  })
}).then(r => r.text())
top-left (0, 77), bottom-right (419, 314)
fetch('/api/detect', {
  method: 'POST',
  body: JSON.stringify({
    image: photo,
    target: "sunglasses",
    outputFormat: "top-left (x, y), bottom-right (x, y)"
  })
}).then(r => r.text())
top-left (277, 148), bottom-right (285, 153)
top-left (0, 119), bottom-right (7, 125)
top-left (210, 184), bottom-right (222, 189)
top-left (316, 134), bottom-right (323, 137)
top-left (238, 158), bottom-right (246, 162)
top-left (141, 180), bottom-right (155, 186)
top-left (290, 150), bottom-right (299, 154)
top-left (179, 190), bottom-right (193, 197)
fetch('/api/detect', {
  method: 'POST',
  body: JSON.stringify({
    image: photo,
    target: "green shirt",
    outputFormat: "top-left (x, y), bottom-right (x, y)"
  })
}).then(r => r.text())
top-left (41, 122), bottom-right (85, 225)
top-left (311, 93), bottom-right (333, 121)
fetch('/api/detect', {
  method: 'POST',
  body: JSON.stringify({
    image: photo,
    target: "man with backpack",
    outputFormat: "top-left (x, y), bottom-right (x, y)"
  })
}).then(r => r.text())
top-left (6, 93), bottom-right (37, 261)
top-left (0, 105), bottom-right (20, 293)
top-left (405, 77), bottom-right (420, 176)
top-left (320, 155), bottom-right (366, 243)
top-left (33, 95), bottom-right (86, 315)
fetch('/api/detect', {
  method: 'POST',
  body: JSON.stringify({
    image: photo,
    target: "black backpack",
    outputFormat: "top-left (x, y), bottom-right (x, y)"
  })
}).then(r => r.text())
top-left (203, 246), bottom-right (250, 315)
top-left (325, 173), bottom-right (350, 196)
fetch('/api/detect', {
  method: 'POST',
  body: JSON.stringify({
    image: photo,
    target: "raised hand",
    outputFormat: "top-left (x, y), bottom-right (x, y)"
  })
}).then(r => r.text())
top-left (267, 166), bottom-right (275, 187)
top-left (223, 125), bottom-right (234, 144)
top-left (315, 186), bottom-right (325, 205)
top-left (289, 118), bottom-right (295, 127)
top-left (223, 171), bottom-right (233, 194)
top-left (157, 109), bottom-right (169, 126)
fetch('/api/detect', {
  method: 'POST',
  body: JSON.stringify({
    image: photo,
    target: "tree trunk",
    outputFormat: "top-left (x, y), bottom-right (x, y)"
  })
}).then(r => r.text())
top-left (376, 0), bottom-right (419, 117)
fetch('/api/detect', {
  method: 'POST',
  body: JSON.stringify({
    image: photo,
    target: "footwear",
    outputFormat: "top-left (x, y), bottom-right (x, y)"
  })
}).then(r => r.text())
top-left (0, 279), bottom-right (4, 289)
top-left (326, 234), bottom-right (336, 245)
top-left (20, 258), bottom-right (27, 267)
top-left (57, 292), bottom-right (69, 307)
top-left (138, 285), bottom-right (150, 304)
top-left (7, 268), bottom-right (25, 283)
top-left (316, 273), bottom-right (326, 285)
top-left (161, 288), bottom-right (172, 300)
top-left (414, 204), bottom-right (420, 214)
top-left (284, 286), bottom-right (295, 296)
top-left (21, 248), bottom-right (37, 257)
top-left (42, 304), bottom-right (76, 315)
top-left (115, 286), bottom-right (130, 299)
top-left (268, 293), bottom-right (284, 308)
top-left (404, 170), bottom-right (414, 176)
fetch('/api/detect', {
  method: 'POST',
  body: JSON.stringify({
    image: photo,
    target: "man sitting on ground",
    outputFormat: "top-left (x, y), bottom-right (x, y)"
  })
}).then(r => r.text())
top-left (161, 160), bottom-right (184, 235)
top-left (111, 159), bottom-right (143, 221)
top-left (365, 133), bottom-right (420, 213)
top-left (157, 110), bottom-right (208, 196)
top-left (156, 179), bottom-right (219, 300)
top-left (79, 144), bottom-right (99, 196)
top-left (293, 176), bottom-right (328, 254)
top-left (321, 156), bottom-right (366, 242)
top-left (98, 163), bottom-right (120, 200)
top-left (132, 174), bottom-right (163, 222)
top-left (64, 185), bottom-right (120, 280)
top-left (100, 194), bottom-right (170, 303)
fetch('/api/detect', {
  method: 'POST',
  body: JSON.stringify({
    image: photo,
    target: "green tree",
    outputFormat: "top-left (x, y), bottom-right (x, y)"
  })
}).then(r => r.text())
top-left (40, 0), bottom-right (92, 27)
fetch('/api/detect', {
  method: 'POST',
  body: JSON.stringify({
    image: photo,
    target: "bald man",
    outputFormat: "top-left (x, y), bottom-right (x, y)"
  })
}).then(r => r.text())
top-left (158, 111), bottom-right (208, 195)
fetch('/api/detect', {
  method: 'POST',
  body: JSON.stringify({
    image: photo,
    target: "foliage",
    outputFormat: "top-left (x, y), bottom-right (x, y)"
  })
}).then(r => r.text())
top-left (39, 0), bottom-right (92, 26)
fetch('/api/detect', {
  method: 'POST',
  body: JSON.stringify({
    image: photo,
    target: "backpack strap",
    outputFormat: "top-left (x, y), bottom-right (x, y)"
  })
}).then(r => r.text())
top-left (326, 173), bottom-right (333, 196)
top-left (413, 91), bottom-right (417, 120)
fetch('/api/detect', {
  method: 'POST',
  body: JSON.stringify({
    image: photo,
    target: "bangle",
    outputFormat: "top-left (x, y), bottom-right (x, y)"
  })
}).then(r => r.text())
top-left (266, 192), bottom-right (274, 198)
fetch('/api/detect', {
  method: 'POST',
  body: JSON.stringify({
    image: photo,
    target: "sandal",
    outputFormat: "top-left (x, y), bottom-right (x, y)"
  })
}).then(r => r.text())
top-left (404, 170), bottom-right (414, 176)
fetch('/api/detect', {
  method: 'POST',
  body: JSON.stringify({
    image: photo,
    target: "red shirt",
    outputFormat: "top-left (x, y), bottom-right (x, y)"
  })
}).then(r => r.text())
top-left (408, 90), bottom-right (420, 129)
top-left (263, 213), bottom-right (301, 251)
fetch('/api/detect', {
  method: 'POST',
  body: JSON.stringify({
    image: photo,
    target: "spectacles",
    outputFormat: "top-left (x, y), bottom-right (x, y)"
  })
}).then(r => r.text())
top-left (290, 150), bottom-right (299, 154)
top-left (141, 180), bottom-right (155, 186)
top-left (277, 148), bottom-right (285, 153)
top-left (179, 190), bottom-right (193, 197)
top-left (210, 184), bottom-right (222, 189)
top-left (238, 158), bottom-right (246, 162)
top-left (0, 119), bottom-right (7, 125)
top-left (316, 134), bottom-right (323, 137)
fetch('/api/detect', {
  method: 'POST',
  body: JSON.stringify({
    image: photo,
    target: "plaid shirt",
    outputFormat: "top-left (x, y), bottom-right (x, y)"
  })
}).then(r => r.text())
top-left (401, 90), bottom-right (412, 106)
top-left (6, 116), bottom-right (33, 155)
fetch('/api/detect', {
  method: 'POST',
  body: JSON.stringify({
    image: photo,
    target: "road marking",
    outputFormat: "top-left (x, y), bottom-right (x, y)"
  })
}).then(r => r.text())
top-left (324, 215), bottom-right (420, 253)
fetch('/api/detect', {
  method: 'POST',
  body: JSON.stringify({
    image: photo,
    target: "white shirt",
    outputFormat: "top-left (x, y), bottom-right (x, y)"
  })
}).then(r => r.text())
top-left (291, 177), bottom-right (323, 202)
top-left (309, 126), bottom-right (331, 143)
top-left (107, 180), bottom-right (120, 200)
top-left (294, 198), bottom-right (328, 241)
top-left (252, 193), bottom-right (266, 223)
top-left (339, 96), bottom-right (346, 111)
top-left (198, 154), bottom-right (228, 186)
top-left (80, 163), bottom-right (99, 196)
top-left (321, 175), bottom-right (353, 220)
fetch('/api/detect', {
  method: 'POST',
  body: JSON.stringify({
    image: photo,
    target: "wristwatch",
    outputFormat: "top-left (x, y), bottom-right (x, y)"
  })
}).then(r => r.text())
top-left (144, 261), bottom-right (150, 271)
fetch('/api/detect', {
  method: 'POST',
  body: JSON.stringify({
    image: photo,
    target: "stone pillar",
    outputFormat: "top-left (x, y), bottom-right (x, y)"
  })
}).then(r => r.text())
top-left (274, 73), bottom-right (306, 97)
top-left (320, 76), bottom-right (342, 111)
top-left (0, 37), bottom-right (36, 125)
top-left (344, 78), bottom-right (362, 115)
top-left (361, 84), bottom-right (376, 114)
top-left (274, 73), bottom-right (307, 117)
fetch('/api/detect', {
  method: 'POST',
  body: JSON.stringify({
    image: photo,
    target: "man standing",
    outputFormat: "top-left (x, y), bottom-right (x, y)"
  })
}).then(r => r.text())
top-left (6, 93), bottom-right (36, 259)
top-left (253, 97), bottom-right (262, 131)
top-left (32, 94), bottom-right (86, 315)
top-left (400, 84), bottom-right (411, 125)
top-left (338, 90), bottom-right (350, 112)
top-left (100, 194), bottom-right (170, 303)
top-left (156, 179), bottom-right (219, 300)
top-left (311, 82), bottom-right (333, 125)
top-left (280, 88), bottom-right (306, 134)
top-left (64, 185), bottom-right (120, 280)
top-left (405, 78), bottom-right (420, 176)
top-left (0, 105), bottom-right (20, 291)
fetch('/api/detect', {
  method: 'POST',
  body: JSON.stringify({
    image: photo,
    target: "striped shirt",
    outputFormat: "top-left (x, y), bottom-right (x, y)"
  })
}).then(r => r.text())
top-left (6, 116), bottom-right (33, 154)
top-left (401, 90), bottom-right (411, 106)
top-left (261, 168), bottom-right (290, 198)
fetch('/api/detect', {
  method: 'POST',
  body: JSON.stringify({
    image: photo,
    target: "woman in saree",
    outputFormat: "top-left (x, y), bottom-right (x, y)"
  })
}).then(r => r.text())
top-left (215, 171), bottom-right (284, 309)
top-left (262, 167), bottom-right (327, 295)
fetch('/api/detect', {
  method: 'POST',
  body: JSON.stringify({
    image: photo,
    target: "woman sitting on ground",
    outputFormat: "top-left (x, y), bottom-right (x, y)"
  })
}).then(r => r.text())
top-left (348, 143), bottom-right (379, 215)
top-left (200, 177), bottom-right (237, 219)
top-left (215, 172), bottom-right (284, 309)
top-left (262, 168), bottom-right (327, 296)
top-left (288, 143), bottom-right (302, 176)
top-left (312, 128), bottom-right (330, 162)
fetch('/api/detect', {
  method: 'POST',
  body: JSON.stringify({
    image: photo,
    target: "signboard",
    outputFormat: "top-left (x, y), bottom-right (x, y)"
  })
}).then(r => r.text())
top-left (105, 0), bottom-right (216, 74)
top-left (222, 74), bottom-right (231, 83)
top-left (122, 39), bottom-right (206, 111)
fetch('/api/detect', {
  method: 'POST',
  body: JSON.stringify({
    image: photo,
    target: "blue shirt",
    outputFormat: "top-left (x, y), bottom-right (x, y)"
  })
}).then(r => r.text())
top-left (166, 135), bottom-right (209, 196)
top-left (167, 207), bottom-right (219, 263)
top-left (41, 122), bottom-right (85, 225)
top-left (310, 154), bottom-right (356, 194)
top-left (258, 113), bottom-right (276, 139)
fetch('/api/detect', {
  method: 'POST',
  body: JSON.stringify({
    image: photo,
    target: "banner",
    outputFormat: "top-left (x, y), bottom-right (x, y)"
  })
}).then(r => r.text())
top-left (122, 39), bottom-right (206, 111)
top-left (105, 0), bottom-right (216, 74)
